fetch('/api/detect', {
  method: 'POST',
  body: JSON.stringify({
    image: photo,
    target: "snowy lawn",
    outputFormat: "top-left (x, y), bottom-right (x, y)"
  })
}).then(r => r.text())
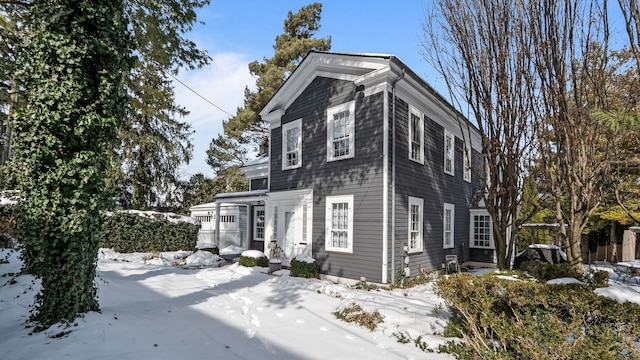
top-left (2, 248), bottom-right (639, 360)
top-left (0, 249), bottom-right (454, 360)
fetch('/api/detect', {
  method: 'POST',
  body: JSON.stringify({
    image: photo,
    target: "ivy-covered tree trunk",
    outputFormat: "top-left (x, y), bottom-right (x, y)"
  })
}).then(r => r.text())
top-left (10, 0), bottom-right (130, 329)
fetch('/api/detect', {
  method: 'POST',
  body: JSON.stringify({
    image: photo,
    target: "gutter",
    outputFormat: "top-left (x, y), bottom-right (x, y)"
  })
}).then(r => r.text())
top-left (390, 68), bottom-right (405, 285)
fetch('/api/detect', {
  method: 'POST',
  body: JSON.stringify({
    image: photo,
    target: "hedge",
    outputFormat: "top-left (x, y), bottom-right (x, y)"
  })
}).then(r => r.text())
top-left (97, 212), bottom-right (199, 253)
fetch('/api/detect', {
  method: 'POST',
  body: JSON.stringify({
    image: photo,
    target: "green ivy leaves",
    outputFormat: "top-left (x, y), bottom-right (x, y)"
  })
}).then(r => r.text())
top-left (11, 0), bottom-right (131, 331)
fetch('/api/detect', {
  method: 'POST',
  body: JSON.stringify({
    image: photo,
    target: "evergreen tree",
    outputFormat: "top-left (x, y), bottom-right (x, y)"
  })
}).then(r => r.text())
top-left (11, 0), bottom-right (131, 329)
top-left (1, 0), bottom-right (210, 209)
top-left (207, 2), bottom-right (330, 175)
top-left (110, 0), bottom-right (211, 209)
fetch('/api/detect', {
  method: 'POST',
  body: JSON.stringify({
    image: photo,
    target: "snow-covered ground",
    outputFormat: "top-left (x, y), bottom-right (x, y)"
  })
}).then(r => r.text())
top-left (0, 248), bottom-right (454, 360)
top-left (1, 248), bottom-right (639, 360)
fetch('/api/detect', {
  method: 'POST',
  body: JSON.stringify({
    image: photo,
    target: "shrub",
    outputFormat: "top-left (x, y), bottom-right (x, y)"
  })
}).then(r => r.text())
top-left (520, 260), bottom-right (581, 281)
top-left (393, 269), bottom-right (433, 289)
top-left (333, 303), bottom-right (384, 331)
top-left (521, 261), bottom-right (609, 289)
top-left (352, 280), bottom-right (380, 291)
top-left (436, 273), bottom-right (640, 359)
top-left (582, 267), bottom-right (610, 289)
top-left (238, 251), bottom-right (268, 267)
top-left (289, 256), bottom-right (318, 278)
top-left (97, 212), bottom-right (198, 253)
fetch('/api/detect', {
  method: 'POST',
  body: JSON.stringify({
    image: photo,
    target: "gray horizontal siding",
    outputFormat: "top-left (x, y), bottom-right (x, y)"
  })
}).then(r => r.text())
top-left (391, 96), bottom-right (482, 276)
top-left (270, 76), bottom-right (387, 282)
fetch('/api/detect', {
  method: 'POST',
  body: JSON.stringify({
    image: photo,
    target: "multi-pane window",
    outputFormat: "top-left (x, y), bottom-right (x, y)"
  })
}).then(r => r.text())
top-left (282, 119), bottom-right (302, 170)
top-left (471, 213), bottom-right (492, 248)
top-left (327, 101), bottom-right (355, 162)
top-left (409, 106), bottom-right (424, 163)
top-left (254, 206), bottom-right (265, 240)
top-left (408, 197), bottom-right (423, 253)
top-left (444, 130), bottom-right (454, 175)
top-left (325, 195), bottom-right (354, 253)
top-left (463, 144), bottom-right (472, 182)
top-left (443, 203), bottom-right (455, 249)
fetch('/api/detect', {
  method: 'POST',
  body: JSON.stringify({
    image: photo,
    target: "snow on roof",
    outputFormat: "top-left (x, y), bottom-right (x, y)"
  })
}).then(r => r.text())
top-left (214, 189), bottom-right (268, 199)
top-left (189, 202), bottom-right (246, 211)
top-left (526, 244), bottom-right (561, 250)
top-left (108, 209), bottom-right (199, 225)
top-left (242, 153), bottom-right (269, 167)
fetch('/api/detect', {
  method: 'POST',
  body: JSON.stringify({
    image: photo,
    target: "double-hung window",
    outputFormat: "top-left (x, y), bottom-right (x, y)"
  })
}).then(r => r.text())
top-left (327, 101), bottom-right (355, 162)
top-left (254, 206), bottom-right (265, 241)
top-left (409, 105), bottom-right (424, 164)
top-left (443, 203), bottom-right (455, 249)
top-left (325, 195), bottom-right (354, 253)
top-left (470, 212), bottom-right (493, 248)
top-left (463, 144), bottom-right (472, 182)
top-left (444, 130), bottom-right (454, 175)
top-left (408, 197), bottom-right (423, 253)
top-left (282, 119), bottom-right (302, 170)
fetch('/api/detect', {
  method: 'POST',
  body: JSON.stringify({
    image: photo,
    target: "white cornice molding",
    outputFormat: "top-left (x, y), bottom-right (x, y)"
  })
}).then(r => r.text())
top-left (259, 52), bottom-right (390, 120)
top-left (262, 109), bottom-right (285, 128)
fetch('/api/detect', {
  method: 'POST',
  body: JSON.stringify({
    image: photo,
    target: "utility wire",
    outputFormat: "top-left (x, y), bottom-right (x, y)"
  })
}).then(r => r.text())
top-left (167, 72), bottom-right (235, 117)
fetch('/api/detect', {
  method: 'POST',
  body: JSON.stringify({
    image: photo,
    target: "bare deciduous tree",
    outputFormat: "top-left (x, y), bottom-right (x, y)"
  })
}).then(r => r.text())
top-left (619, 0), bottom-right (640, 68)
top-left (527, 0), bottom-right (613, 270)
top-left (422, 0), bottom-right (538, 269)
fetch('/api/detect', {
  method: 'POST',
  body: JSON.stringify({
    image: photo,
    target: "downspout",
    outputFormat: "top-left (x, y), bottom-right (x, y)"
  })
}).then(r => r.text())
top-left (390, 68), bottom-right (405, 285)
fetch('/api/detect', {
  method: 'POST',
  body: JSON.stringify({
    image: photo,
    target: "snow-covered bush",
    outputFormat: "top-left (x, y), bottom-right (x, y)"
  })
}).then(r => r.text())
top-left (289, 254), bottom-right (318, 278)
top-left (238, 250), bottom-right (268, 267)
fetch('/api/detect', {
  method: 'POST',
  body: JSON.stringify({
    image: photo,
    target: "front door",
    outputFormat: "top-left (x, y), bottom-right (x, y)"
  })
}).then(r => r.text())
top-left (278, 204), bottom-right (309, 265)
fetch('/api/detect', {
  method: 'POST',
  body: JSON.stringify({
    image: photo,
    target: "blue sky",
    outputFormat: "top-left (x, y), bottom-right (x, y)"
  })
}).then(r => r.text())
top-left (175, 0), bottom-right (438, 177)
top-left (175, 1), bottom-right (629, 178)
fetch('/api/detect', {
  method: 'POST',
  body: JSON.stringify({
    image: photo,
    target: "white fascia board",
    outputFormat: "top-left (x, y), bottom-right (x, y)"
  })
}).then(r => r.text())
top-left (393, 69), bottom-right (482, 153)
top-left (354, 66), bottom-right (392, 97)
top-left (241, 163), bottom-right (269, 179)
top-left (263, 109), bottom-right (285, 129)
top-left (259, 53), bottom-right (390, 121)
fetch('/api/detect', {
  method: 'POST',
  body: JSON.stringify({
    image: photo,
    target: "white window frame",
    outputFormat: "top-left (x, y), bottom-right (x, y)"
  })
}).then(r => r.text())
top-left (444, 130), bottom-right (454, 176)
top-left (408, 105), bottom-right (424, 164)
top-left (282, 119), bottom-right (302, 170)
top-left (253, 206), bottom-right (265, 241)
top-left (463, 143), bottom-right (472, 182)
top-left (325, 194), bottom-right (354, 253)
top-left (443, 203), bottom-right (455, 249)
top-left (408, 196), bottom-right (423, 253)
top-left (469, 211), bottom-right (493, 249)
top-left (327, 101), bottom-right (355, 162)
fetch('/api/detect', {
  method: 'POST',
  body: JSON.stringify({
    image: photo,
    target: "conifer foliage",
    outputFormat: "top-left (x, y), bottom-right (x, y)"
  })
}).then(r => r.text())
top-left (206, 3), bottom-right (331, 171)
top-left (10, 0), bottom-right (131, 329)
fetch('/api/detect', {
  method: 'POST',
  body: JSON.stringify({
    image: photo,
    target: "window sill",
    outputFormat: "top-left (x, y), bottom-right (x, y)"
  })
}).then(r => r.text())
top-left (327, 156), bottom-right (354, 163)
top-left (324, 249), bottom-right (353, 255)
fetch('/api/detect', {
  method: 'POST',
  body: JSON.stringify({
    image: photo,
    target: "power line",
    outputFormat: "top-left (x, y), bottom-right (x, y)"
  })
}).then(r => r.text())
top-left (167, 72), bottom-right (235, 118)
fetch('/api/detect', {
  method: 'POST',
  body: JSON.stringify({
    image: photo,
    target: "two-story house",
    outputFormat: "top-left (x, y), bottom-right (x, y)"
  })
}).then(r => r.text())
top-left (216, 51), bottom-right (494, 284)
